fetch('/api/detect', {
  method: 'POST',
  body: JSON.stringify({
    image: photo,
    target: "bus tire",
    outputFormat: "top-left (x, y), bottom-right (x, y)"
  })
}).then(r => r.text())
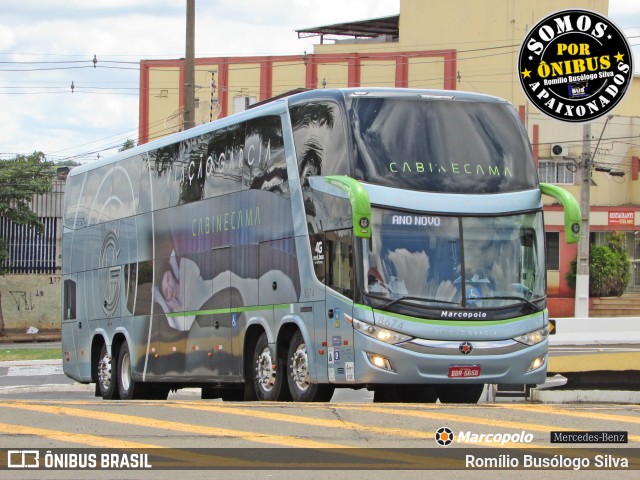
top-left (287, 330), bottom-right (334, 402)
top-left (437, 384), bottom-right (484, 404)
top-left (97, 343), bottom-right (119, 400)
top-left (373, 386), bottom-right (399, 403)
top-left (397, 385), bottom-right (438, 403)
top-left (252, 332), bottom-right (287, 401)
top-left (117, 341), bottom-right (142, 400)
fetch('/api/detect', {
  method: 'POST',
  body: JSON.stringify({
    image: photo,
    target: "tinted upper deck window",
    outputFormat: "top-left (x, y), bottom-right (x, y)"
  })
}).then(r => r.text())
top-left (349, 97), bottom-right (537, 193)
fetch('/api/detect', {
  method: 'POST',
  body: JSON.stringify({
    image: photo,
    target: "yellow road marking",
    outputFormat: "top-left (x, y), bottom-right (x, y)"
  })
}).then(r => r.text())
top-left (0, 422), bottom-right (158, 449)
top-left (0, 422), bottom-right (267, 468)
top-left (167, 402), bottom-right (427, 438)
top-left (0, 402), bottom-right (338, 449)
top-left (343, 405), bottom-right (640, 444)
top-left (0, 402), bottom-right (450, 468)
top-left (497, 403), bottom-right (640, 426)
top-left (167, 402), bottom-right (527, 448)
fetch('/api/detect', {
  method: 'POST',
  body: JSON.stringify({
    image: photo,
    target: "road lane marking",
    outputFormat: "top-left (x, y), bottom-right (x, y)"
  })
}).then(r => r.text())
top-left (0, 422), bottom-right (266, 468)
top-left (342, 405), bottom-right (640, 445)
top-left (0, 401), bottom-right (451, 468)
top-left (167, 402), bottom-right (427, 438)
top-left (496, 403), bottom-right (640, 426)
top-left (167, 402), bottom-right (530, 448)
top-left (0, 401), bottom-right (339, 449)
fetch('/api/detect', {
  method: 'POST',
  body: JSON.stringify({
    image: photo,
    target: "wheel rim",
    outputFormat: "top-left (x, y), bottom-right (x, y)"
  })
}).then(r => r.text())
top-left (98, 351), bottom-right (112, 391)
top-left (256, 346), bottom-right (276, 392)
top-left (120, 351), bottom-right (131, 393)
top-left (291, 343), bottom-right (310, 392)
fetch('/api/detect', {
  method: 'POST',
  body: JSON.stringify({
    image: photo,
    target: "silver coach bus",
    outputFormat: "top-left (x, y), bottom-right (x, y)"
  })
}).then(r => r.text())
top-left (61, 88), bottom-right (580, 403)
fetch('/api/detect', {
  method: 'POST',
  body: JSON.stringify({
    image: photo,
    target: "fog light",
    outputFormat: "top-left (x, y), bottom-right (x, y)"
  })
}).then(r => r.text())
top-left (528, 355), bottom-right (546, 372)
top-left (366, 353), bottom-right (394, 371)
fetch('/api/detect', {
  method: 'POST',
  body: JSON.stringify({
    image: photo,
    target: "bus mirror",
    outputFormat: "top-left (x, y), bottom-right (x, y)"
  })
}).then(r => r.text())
top-left (540, 183), bottom-right (581, 244)
top-left (325, 176), bottom-right (372, 239)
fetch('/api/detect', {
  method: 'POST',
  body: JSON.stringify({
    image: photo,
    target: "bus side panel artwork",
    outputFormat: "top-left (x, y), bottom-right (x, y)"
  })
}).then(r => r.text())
top-left (144, 188), bottom-right (298, 381)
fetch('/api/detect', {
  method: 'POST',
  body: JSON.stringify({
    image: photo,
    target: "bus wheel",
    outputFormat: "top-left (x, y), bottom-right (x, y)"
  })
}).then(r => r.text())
top-left (397, 385), bottom-right (438, 403)
top-left (117, 341), bottom-right (141, 400)
top-left (437, 384), bottom-right (484, 404)
top-left (287, 330), bottom-right (334, 402)
top-left (373, 386), bottom-right (399, 403)
top-left (97, 343), bottom-right (118, 400)
top-left (253, 332), bottom-right (286, 401)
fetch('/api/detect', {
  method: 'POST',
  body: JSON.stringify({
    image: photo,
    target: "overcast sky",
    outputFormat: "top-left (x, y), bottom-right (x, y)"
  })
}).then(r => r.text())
top-left (0, 0), bottom-right (638, 164)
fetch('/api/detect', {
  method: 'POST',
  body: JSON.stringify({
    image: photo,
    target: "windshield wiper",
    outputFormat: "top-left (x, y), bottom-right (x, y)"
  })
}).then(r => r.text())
top-left (473, 296), bottom-right (541, 312)
top-left (380, 296), bottom-right (459, 309)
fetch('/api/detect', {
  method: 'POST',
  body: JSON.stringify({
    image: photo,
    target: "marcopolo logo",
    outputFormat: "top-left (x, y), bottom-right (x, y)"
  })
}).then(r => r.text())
top-left (435, 427), bottom-right (454, 446)
top-left (518, 9), bottom-right (633, 123)
top-left (435, 427), bottom-right (534, 447)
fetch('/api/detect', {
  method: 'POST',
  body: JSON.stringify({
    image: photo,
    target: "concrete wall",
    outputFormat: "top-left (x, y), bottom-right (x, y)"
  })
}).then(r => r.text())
top-left (0, 274), bottom-right (61, 333)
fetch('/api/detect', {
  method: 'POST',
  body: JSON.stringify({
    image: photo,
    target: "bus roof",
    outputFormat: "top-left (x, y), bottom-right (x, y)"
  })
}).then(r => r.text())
top-left (67, 87), bottom-right (510, 178)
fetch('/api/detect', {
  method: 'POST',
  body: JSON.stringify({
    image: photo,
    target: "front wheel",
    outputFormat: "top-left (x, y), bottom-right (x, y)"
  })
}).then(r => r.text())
top-left (374, 385), bottom-right (438, 403)
top-left (287, 330), bottom-right (334, 402)
top-left (437, 384), bottom-right (485, 404)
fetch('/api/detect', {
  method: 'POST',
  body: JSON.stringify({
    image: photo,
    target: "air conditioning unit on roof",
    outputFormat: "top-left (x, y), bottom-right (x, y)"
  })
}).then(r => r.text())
top-left (551, 143), bottom-right (568, 157)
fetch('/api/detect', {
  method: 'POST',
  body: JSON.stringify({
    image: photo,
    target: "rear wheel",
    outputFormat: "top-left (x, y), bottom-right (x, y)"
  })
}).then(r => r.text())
top-left (117, 341), bottom-right (144, 400)
top-left (97, 343), bottom-right (119, 400)
top-left (287, 330), bottom-right (334, 402)
top-left (437, 384), bottom-right (485, 404)
top-left (253, 332), bottom-right (289, 401)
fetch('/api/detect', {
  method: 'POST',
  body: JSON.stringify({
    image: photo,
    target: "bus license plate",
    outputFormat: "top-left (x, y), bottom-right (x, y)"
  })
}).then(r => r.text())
top-left (448, 366), bottom-right (481, 378)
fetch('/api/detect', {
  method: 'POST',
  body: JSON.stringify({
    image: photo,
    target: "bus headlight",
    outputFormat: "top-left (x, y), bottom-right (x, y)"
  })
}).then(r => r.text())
top-left (513, 325), bottom-right (550, 346)
top-left (349, 317), bottom-right (412, 345)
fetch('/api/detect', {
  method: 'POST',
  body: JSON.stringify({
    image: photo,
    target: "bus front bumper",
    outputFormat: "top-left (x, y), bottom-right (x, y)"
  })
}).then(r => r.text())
top-left (351, 331), bottom-right (548, 385)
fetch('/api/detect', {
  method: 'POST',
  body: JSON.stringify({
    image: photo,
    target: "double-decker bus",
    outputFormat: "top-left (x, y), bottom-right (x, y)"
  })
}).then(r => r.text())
top-left (61, 88), bottom-right (580, 403)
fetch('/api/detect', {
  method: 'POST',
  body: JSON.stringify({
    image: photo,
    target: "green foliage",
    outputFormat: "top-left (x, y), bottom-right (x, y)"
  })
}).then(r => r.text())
top-left (0, 151), bottom-right (53, 272)
top-left (566, 232), bottom-right (631, 297)
top-left (119, 139), bottom-right (136, 152)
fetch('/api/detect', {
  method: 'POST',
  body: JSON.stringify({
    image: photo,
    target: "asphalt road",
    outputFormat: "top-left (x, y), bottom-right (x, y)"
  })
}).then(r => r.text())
top-left (1, 342), bottom-right (640, 479)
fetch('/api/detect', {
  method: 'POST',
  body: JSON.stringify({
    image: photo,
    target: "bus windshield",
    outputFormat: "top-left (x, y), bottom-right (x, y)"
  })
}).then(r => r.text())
top-left (364, 209), bottom-right (546, 309)
top-left (349, 97), bottom-right (537, 193)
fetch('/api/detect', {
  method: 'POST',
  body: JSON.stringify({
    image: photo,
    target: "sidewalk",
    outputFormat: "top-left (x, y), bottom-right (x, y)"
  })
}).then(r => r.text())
top-left (0, 358), bottom-right (91, 394)
top-left (0, 329), bottom-right (61, 344)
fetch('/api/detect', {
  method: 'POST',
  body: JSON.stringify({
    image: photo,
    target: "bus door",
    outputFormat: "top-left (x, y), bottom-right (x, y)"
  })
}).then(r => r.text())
top-left (323, 229), bottom-right (356, 384)
top-left (61, 273), bottom-right (84, 380)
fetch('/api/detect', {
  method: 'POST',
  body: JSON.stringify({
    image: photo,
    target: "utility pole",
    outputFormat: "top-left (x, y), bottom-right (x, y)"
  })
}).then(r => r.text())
top-left (574, 123), bottom-right (591, 318)
top-left (183, 0), bottom-right (196, 131)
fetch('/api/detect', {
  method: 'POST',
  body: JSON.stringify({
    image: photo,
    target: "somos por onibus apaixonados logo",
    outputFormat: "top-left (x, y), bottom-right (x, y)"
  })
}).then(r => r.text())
top-left (518, 9), bottom-right (633, 123)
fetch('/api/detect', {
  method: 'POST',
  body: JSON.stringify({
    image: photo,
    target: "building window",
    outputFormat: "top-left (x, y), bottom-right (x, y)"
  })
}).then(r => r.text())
top-left (538, 161), bottom-right (575, 184)
top-left (545, 231), bottom-right (560, 270)
top-left (233, 96), bottom-right (257, 114)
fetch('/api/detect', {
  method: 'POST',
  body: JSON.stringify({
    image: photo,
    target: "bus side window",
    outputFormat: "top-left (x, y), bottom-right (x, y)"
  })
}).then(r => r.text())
top-left (290, 101), bottom-right (349, 178)
top-left (245, 115), bottom-right (288, 197)
top-left (63, 278), bottom-right (76, 320)
top-left (325, 229), bottom-right (354, 299)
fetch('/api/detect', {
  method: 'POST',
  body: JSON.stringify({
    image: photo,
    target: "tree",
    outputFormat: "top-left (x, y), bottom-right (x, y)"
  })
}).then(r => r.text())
top-left (565, 232), bottom-right (631, 297)
top-left (119, 139), bottom-right (136, 152)
top-left (0, 151), bottom-right (53, 336)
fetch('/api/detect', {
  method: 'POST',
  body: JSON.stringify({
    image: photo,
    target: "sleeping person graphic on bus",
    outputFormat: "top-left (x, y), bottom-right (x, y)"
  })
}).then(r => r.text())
top-left (154, 250), bottom-right (213, 331)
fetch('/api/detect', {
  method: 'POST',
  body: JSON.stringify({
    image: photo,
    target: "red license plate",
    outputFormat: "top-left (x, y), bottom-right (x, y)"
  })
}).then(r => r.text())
top-left (448, 366), bottom-right (481, 378)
